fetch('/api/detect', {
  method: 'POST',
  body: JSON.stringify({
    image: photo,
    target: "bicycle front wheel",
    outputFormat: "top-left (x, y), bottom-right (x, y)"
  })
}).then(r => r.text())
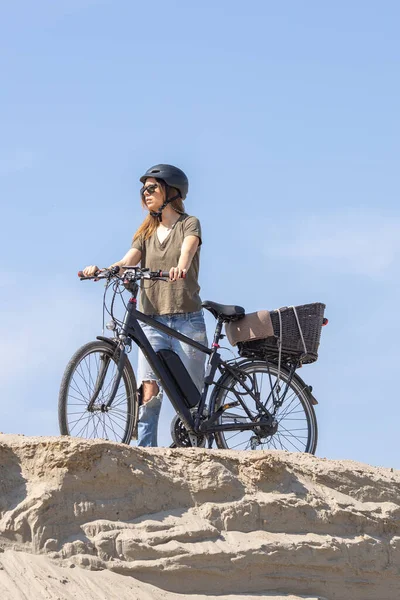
top-left (211, 360), bottom-right (317, 453)
top-left (58, 340), bottom-right (138, 444)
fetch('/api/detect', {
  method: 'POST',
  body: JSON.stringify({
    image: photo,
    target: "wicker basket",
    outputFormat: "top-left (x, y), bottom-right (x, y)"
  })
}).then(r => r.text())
top-left (237, 302), bottom-right (326, 364)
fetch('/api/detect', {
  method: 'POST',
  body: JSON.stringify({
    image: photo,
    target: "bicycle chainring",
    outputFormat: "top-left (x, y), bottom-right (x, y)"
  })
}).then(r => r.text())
top-left (170, 414), bottom-right (206, 448)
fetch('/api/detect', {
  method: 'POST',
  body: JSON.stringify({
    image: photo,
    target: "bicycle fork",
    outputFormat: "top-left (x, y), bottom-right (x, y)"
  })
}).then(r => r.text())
top-left (86, 343), bottom-right (127, 411)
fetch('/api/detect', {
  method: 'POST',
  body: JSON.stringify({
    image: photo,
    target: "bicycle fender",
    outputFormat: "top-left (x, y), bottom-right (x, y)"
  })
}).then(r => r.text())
top-left (308, 390), bottom-right (318, 405)
top-left (96, 336), bottom-right (118, 347)
top-left (293, 371), bottom-right (319, 405)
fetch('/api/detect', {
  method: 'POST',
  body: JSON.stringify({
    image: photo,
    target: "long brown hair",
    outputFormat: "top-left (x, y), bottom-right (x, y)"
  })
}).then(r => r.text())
top-left (132, 180), bottom-right (185, 243)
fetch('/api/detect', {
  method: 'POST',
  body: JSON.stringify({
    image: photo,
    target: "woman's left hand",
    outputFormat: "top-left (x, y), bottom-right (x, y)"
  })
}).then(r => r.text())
top-left (169, 267), bottom-right (187, 281)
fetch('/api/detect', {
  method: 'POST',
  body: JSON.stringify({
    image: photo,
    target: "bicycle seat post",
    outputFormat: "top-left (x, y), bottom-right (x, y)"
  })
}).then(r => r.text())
top-left (202, 316), bottom-right (224, 390)
top-left (212, 317), bottom-right (224, 350)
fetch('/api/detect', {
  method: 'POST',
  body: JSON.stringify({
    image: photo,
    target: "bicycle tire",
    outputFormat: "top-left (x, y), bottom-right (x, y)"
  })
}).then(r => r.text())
top-left (58, 340), bottom-right (138, 444)
top-left (210, 360), bottom-right (318, 453)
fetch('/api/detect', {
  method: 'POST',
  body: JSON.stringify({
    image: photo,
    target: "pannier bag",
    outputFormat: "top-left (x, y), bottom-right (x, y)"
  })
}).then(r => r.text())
top-left (230, 302), bottom-right (326, 365)
top-left (225, 310), bottom-right (274, 346)
top-left (156, 349), bottom-right (201, 408)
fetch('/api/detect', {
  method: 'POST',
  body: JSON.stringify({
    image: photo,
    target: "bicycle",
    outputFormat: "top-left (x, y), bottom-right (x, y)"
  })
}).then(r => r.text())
top-left (58, 266), bottom-right (323, 452)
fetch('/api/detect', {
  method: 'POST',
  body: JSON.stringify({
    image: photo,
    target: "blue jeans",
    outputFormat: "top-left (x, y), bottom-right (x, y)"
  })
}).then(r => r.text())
top-left (136, 310), bottom-right (208, 447)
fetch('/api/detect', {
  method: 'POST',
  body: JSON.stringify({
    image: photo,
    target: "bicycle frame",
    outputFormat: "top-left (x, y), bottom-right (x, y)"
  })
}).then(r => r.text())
top-left (102, 286), bottom-right (297, 438)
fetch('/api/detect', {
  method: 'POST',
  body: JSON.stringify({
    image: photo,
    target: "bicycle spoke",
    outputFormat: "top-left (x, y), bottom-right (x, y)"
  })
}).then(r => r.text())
top-left (99, 366), bottom-right (117, 400)
top-left (275, 432), bottom-right (291, 451)
top-left (223, 431), bottom-right (243, 443)
top-left (277, 396), bottom-right (300, 420)
top-left (69, 413), bottom-right (91, 434)
top-left (74, 364), bottom-right (93, 399)
top-left (101, 413), bottom-right (107, 439)
top-left (85, 354), bottom-right (96, 394)
top-left (112, 393), bottom-right (129, 406)
top-left (106, 413), bottom-right (119, 439)
top-left (69, 380), bottom-right (88, 401)
top-left (277, 435), bottom-right (303, 452)
top-left (277, 426), bottom-right (306, 450)
top-left (270, 436), bottom-right (279, 450)
top-left (79, 359), bottom-right (93, 398)
top-left (75, 415), bottom-right (92, 438)
top-left (67, 394), bottom-right (90, 404)
top-left (279, 423), bottom-right (308, 442)
top-left (106, 412), bottom-right (130, 428)
top-left (92, 414), bottom-right (100, 439)
top-left (230, 439), bottom-right (251, 450)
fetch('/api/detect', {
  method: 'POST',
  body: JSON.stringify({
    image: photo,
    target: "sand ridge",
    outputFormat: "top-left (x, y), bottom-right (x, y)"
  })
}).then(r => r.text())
top-left (0, 434), bottom-right (399, 599)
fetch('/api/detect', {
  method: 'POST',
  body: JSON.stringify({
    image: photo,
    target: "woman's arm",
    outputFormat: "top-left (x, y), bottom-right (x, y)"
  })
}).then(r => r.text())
top-left (109, 247), bottom-right (142, 271)
top-left (169, 235), bottom-right (199, 281)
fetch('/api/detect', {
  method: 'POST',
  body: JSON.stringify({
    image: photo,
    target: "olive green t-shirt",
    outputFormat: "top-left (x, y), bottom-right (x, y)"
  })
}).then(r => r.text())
top-left (132, 214), bottom-right (203, 315)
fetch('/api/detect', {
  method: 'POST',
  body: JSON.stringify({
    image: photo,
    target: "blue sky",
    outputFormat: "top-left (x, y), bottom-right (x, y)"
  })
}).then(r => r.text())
top-left (1, 1), bottom-right (399, 468)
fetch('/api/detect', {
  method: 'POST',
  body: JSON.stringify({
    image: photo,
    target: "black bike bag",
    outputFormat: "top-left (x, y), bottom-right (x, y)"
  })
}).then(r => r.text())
top-left (156, 349), bottom-right (201, 409)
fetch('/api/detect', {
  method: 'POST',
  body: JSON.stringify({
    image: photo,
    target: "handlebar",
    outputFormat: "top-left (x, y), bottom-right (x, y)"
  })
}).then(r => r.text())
top-left (77, 267), bottom-right (173, 281)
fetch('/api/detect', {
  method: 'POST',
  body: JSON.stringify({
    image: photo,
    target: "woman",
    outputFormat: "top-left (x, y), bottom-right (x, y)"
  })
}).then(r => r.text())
top-left (83, 164), bottom-right (208, 447)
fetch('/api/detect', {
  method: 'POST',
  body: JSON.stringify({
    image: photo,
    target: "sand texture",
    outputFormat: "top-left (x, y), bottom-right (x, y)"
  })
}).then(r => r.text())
top-left (0, 434), bottom-right (399, 599)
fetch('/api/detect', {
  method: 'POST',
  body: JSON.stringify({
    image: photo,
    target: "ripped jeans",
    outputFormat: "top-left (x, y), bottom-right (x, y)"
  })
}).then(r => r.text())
top-left (136, 310), bottom-right (208, 447)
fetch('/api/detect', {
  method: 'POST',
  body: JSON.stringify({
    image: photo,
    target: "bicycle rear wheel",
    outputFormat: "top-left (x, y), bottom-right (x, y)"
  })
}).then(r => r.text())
top-left (211, 360), bottom-right (317, 453)
top-left (58, 340), bottom-right (138, 444)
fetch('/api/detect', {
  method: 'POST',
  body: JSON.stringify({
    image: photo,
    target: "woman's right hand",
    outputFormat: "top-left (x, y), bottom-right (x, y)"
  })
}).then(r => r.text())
top-left (82, 265), bottom-right (100, 277)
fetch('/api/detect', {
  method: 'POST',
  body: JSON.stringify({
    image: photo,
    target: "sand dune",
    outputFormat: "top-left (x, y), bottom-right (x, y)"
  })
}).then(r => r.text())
top-left (0, 434), bottom-right (399, 599)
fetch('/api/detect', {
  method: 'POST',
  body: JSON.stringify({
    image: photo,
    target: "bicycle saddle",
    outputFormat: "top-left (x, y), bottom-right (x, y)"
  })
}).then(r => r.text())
top-left (202, 300), bottom-right (245, 322)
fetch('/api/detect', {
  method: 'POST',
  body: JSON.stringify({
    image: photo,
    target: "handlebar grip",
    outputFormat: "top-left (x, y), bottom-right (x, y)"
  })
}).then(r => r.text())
top-left (78, 269), bottom-right (101, 278)
top-left (156, 270), bottom-right (186, 279)
top-left (78, 266), bottom-right (120, 279)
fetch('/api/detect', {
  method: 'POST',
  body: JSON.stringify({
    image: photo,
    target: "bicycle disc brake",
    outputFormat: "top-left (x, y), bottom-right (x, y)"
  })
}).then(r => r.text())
top-left (170, 414), bottom-right (206, 448)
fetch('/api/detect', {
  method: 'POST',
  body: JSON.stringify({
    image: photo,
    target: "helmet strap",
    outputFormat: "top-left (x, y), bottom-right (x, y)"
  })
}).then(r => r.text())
top-left (150, 193), bottom-right (181, 221)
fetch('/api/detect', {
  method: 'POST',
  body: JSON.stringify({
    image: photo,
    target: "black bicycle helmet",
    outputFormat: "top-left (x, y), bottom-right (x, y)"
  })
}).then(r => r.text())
top-left (140, 164), bottom-right (189, 200)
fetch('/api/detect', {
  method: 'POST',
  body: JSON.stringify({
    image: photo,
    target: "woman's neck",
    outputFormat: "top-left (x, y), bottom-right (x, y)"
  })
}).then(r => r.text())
top-left (159, 206), bottom-right (182, 229)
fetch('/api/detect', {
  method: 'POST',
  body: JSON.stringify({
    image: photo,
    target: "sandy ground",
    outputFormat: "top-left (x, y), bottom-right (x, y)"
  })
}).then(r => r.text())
top-left (0, 434), bottom-right (399, 599)
top-left (0, 550), bottom-right (325, 600)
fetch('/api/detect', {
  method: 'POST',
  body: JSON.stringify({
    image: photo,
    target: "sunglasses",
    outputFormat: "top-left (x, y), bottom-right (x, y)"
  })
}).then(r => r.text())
top-left (140, 183), bottom-right (159, 197)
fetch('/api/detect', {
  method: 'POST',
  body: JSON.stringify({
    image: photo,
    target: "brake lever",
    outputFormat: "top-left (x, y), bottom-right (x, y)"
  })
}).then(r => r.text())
top-left (93, 265), bottom-right (120, 281)
top-left (78, 264), bottom-right (119, 278)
